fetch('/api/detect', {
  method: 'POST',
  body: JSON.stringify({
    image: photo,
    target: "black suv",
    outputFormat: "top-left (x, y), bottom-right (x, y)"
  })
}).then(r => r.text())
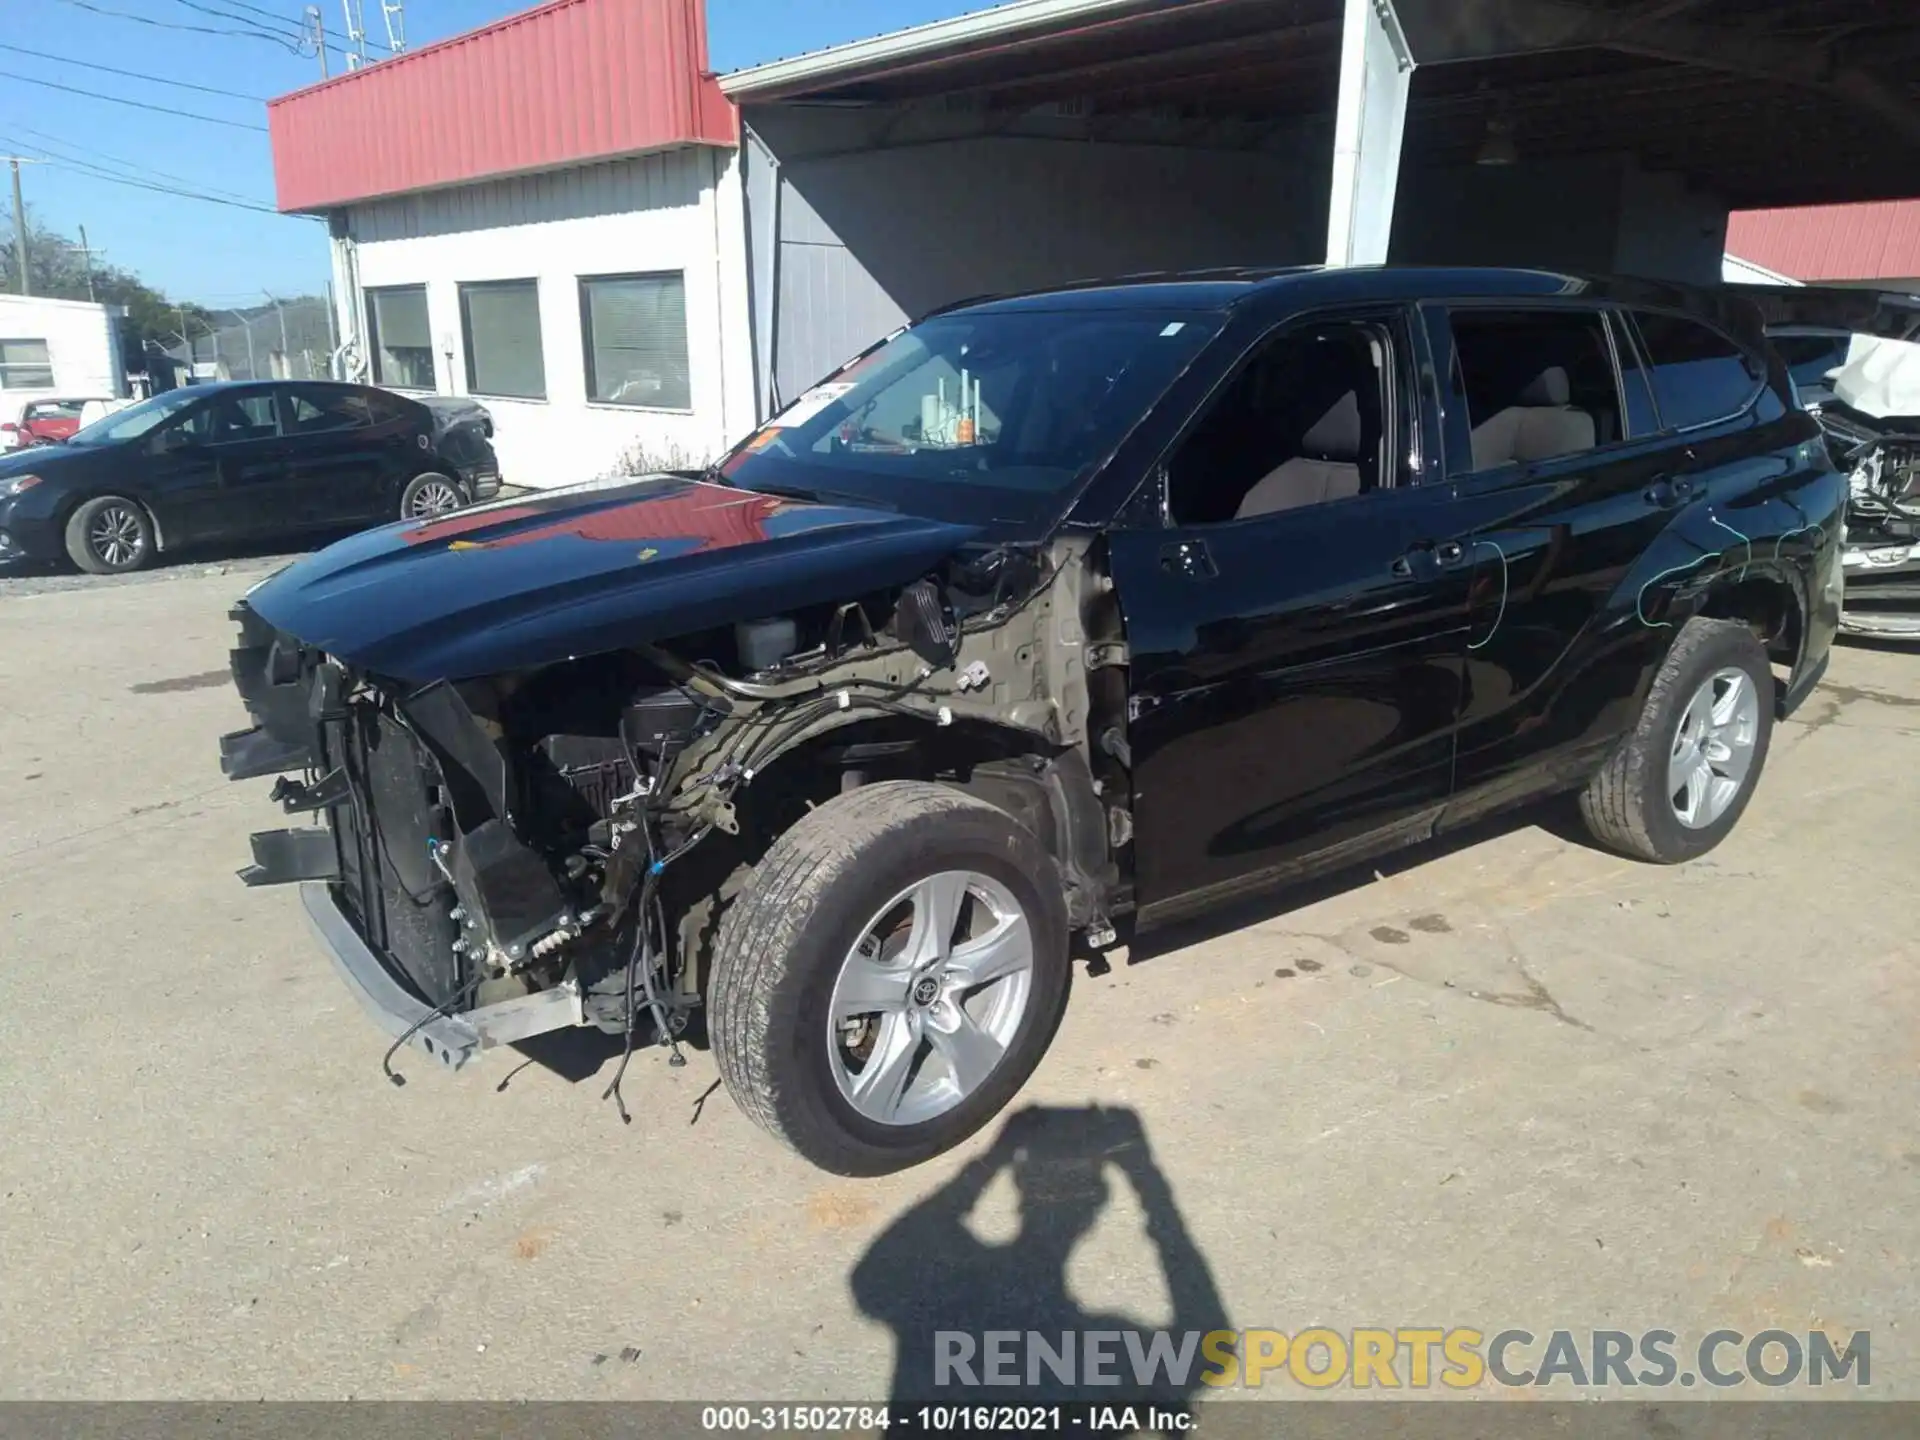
top-left (0, 380), bottom-right (500, 574)
top-left (221, 267), bottom-right (1842, 1175)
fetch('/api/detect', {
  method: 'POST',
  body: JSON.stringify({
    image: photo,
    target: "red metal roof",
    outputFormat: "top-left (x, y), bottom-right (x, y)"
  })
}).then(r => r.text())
top-left (268, 0), bottom-right (736, 213)
top-left (1726, 201), bottom-right (1920, 282)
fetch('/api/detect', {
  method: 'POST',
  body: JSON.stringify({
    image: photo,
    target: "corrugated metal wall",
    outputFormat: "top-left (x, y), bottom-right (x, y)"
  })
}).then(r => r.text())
top-left (1727, 202), bottom-right (1920, 283)
top-left (748, 124), bottom-right (1327, 409)
top-left (268, 0), bottom-right (734, 213)
top-left (348, 152), bottom-right (704, 244)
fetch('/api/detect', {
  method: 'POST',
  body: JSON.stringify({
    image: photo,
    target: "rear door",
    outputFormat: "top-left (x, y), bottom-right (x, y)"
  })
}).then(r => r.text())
top-left (1107, 306), bottom-right (1471, 911)
top-left (1423, 302), bottom-right (1764, 813)
top-left (281, 385), bottom-right (408, 527)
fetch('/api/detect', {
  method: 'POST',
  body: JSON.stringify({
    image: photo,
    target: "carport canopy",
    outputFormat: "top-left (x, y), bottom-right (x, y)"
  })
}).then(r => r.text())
top-left (722, 0), bottom-right (1920, 415)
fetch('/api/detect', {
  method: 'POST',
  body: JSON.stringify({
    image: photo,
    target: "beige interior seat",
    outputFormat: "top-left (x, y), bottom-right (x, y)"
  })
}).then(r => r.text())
top-left (1235, 391), bottom-right (1363, 518)
top-left (1469, 366), bottom-right (1596, 470)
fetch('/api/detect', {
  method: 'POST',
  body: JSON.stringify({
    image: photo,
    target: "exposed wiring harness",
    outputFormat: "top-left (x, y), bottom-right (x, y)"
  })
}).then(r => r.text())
top-left (1466, 539), bottom-right (1508, 652)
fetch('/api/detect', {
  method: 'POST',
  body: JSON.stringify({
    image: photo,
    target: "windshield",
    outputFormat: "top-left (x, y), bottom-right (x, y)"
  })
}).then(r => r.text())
top-left (717, 308), bottom-right (1221, 524)
top-left (67, 389), bottom-right (203, 445)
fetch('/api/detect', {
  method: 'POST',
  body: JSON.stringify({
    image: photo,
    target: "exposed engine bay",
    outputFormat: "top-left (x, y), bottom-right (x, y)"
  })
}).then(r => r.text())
top-left (1805, 333), bottom-right (1920, 638)
top-left (222, 531), bottom-right (1130, 1092)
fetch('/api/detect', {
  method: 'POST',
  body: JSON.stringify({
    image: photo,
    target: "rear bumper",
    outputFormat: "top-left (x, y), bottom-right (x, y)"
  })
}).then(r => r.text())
top-left (301, 881), bottom-right (587, 1070)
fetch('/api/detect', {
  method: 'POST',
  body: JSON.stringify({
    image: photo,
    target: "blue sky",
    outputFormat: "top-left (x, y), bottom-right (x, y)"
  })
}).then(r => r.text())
top-left (2, 0), bottom-right (982, 305)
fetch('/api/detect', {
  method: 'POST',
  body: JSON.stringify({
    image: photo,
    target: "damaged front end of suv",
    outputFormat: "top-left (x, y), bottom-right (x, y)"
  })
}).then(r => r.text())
top-left (221, 479), bottom-right (1127, 1099)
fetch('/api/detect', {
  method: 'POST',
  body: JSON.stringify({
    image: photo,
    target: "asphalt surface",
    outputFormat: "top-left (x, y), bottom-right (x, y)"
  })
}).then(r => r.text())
top-left (2, 561), bottom-right (1917, 1404)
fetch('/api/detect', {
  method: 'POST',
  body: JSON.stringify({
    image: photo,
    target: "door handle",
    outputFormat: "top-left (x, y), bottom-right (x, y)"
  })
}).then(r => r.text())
top-left (1159, 538), bottom-right (1218, 580)
top-left (1394, 539), bottom-right (1468, 579)
top-left (1644, 475), bottom-right (1697, 508)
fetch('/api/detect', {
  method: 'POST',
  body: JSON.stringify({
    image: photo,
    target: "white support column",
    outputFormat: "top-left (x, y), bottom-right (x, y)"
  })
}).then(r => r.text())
top-left (1325, 0), bottom-right (1415, 268)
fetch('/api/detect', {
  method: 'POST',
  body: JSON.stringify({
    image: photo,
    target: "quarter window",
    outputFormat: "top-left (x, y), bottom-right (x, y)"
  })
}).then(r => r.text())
top-left (580, 272), bottom-right (690, 410)
top-left (0, 338), bottom-right (54, 389)
top-left (366, 285), bottom-right (435, 391)
top-left (1631, 311), bottom-right (1763, 430)
top-left (459, 279), bottom-right (546, 400)
top-left (1446, 308), bottom-right (1622, 472)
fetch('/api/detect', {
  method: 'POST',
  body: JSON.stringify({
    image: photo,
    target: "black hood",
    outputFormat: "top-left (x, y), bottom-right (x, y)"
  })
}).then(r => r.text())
top-left (243, 474), bottom-right (983, 681)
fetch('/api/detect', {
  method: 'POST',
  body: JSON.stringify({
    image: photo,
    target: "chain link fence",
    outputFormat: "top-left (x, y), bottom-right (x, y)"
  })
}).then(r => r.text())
top-left (164, 297), bottom-right (336, 383)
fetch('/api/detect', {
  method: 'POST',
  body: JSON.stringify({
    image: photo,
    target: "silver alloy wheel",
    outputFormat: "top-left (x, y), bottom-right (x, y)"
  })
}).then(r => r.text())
top-left (406, 477), bottom-right (463, 517)
top-left (1668, 665), bottom-right (1760, 829)
top-left (88, 504), bottom-right (144, 568)
top-left (827, 870), bottom-right (1034, 1127)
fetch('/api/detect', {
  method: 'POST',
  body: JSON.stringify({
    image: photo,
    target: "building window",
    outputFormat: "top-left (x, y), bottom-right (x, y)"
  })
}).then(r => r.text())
top-left (0, 339), bottom-right (54, 389)
top-left (459, 279), bottom-right (546, 400)
top-left (365, 285), bottom-right (435, 391)
top-left (580, 272), bottom-right (690, 410)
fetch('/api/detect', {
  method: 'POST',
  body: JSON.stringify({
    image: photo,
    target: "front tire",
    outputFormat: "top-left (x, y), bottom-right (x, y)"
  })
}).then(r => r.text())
top-left (399, 471), bottom-right (466, 520)
top-left (65, 495), bottom-right (154, 574)
top-left (709, 781), bottom-right (1070, 1176)
top-left (1579, 616), bottom-right (1774, 863)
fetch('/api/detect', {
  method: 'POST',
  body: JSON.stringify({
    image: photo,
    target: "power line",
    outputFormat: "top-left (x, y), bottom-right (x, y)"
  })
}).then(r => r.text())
top-left (56, 0), bottom-right (301, 50)
top-left (0, 135), bottom-right (297, 217)
top-left (221, 0), bottom-right (393, 51)
top-left (0, 71), bottom-right (268, 132)
top-left (0, 42), bottom-right (270, 102)
top-left (170, 0), bottom-right (306, 49)
top-left (2, 122), bottom-right (276, 207)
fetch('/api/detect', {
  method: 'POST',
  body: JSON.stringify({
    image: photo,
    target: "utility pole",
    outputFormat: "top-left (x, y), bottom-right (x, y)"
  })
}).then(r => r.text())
top-left (76, 225), bottom-right (96, 301)
top-left (304, 5), bottom-right (330, 80)
top-left (176, 308), bottom-right (193, 371)
top-left (9, 157), bottom-right (31, 296)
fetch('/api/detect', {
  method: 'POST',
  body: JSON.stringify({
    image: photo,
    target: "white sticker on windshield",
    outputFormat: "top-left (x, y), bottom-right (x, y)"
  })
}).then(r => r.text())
top-left (768, 382), bottom-right (856, 429)
top-left (1160, 322), bottom-right (1186, 337)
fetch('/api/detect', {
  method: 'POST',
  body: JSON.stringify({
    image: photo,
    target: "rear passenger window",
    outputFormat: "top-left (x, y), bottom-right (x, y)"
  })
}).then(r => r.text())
top-left (1447, 308), bottom-right (1622, 472)
top-left (288, 390), bottom-right (373, 433)
top-left (1631, 312), bottom-right (1763, 430)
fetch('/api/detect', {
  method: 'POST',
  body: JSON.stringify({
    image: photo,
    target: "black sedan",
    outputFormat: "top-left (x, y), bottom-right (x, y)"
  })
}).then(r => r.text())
top-left (0, 380), bottom-right (501, 574)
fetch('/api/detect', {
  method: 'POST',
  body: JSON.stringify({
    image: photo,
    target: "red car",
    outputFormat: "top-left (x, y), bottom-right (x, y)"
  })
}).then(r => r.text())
top-left (0, 398), bottom-right (97, 450)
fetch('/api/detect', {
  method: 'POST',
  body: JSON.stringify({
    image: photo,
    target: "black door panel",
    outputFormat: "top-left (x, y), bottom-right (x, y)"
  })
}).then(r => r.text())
top-left (1110, 482), bottom-right (1468, 909)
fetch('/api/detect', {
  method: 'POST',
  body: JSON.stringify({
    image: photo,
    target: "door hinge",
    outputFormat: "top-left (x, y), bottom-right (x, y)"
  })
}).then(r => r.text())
top-left (1086, 640), bottom-right (1129, 670)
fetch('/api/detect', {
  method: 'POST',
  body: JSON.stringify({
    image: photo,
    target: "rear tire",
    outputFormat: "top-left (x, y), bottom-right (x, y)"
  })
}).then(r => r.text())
top-left (399, 472), bottom-right (466, 520)
top-left (1579, 616), bottom-right (1773, 863)
top-left (709, 781), bottom-right (1070, 1176)
top-left (65, 495), bottom-right (154, 574)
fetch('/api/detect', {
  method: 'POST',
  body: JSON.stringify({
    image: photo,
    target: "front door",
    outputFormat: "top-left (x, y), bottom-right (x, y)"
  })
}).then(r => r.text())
top-left (1107, 309), bottom-right (1471, 911)
top-left (151, 388), bottom-right (296, 544)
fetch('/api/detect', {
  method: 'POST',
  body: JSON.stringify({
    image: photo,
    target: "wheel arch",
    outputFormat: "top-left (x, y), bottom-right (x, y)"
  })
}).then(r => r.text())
top-left (58, 489), bottom-right (168, 555)
top-left (682, 714), bottom-right (1116, 966)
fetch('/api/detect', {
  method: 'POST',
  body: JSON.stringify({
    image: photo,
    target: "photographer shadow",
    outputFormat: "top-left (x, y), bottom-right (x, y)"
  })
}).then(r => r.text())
top-left (852, 1104), bottom-right (1229, 1413)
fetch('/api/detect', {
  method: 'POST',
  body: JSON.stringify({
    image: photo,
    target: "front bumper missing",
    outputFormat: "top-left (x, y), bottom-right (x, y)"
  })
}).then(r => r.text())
top-left (301, 882), bottom-right (586, 1070)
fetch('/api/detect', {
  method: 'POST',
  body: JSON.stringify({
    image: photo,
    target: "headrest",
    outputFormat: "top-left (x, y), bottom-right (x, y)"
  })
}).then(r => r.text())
top-left (1301, 391), bottom-right (1361, 461)
top-left (1519, 366), bottom-right (1571, 406)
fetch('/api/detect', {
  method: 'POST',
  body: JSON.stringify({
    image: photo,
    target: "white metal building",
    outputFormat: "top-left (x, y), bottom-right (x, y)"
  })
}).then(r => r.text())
top-left (0, 293), bottom-right (127, 433)
top-left (268, 0), bottom-right (750, 490)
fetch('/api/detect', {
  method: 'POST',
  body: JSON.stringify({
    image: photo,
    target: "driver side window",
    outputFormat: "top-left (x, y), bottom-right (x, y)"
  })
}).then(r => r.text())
top-left (1166, 317), bottom-right (1403, 526)
top-left (175, 392), bottom-right (280, 445)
